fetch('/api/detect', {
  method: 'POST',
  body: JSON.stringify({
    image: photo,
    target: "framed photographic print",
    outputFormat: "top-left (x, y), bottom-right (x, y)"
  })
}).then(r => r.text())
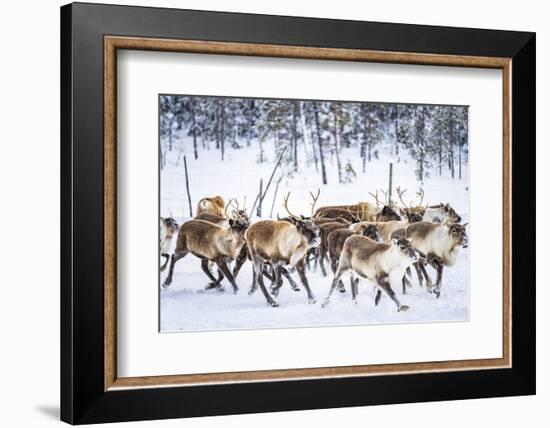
top-left (60, 2), bottom-right (535, 424)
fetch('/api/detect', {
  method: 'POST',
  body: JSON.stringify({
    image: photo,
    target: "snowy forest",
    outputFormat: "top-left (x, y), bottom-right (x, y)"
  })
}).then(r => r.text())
top-left (160, 95), bottom-right (468, 186)
top-left (159, 94), bottom-right (470, 332)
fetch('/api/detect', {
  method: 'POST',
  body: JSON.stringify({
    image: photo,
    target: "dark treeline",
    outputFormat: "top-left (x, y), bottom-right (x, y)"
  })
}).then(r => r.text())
top-left (160, 95), bottom-right (468, 184)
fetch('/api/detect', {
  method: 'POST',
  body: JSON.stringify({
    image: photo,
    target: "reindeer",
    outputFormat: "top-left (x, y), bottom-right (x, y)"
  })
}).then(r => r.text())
top-left (193, 198), bottom-right (251, 282)
top-left (160, 216), bottom-right (179, 271)
top-left (327, 224), bottom-right (381, 292)
top-left (322, 235), bottom-right (421, 311)
top-left (196, 195), bottom-right (225, 216)
top-left (404, 222), bottom-right (468, 298)
top-left (162, 215), bottom-right (249, 293)
top-left (316, 221), bottom-right (350, 276)
top-left (395, 186), bottom-right (426, 221)
top-left (245, 192), bottom-right (321, 307)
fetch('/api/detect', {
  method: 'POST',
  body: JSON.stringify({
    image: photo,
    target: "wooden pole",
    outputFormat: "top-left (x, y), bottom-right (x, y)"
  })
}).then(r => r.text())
top-left (269, 177), bottom-right (282, 218)
top-left (256, 179), bottom-right (263, 217)
top-left (388, 162), bottom-right (393, 205)
top-left (183, 155), bottom-right (193, 217)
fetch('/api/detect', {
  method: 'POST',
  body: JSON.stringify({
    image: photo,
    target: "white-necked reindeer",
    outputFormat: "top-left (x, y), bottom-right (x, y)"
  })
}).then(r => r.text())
top-left (160, 216), bottom-right (179, 271)
top-left (405, 221), bottom-right (468, 298)
top-left (322, 235), bottom-right (421, 311)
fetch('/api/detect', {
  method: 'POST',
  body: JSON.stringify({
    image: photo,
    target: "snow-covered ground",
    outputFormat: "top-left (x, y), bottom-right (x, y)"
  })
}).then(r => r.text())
top-left (160, 137), bottom-right (469, 332)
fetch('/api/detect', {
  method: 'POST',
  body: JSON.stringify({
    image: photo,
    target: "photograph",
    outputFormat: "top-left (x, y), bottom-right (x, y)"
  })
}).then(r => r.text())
top-left (159, 94), bottom-right (470, 332)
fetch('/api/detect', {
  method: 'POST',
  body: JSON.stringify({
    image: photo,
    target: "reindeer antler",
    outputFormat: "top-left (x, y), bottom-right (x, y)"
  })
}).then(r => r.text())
top-left (282, 192), bottom-right (299, 219)
top-left (379, 189), bottom-right (389, 205)
top-left (309, 188), bottom-right (321, 216)
top-left (225, 198), bottom-right (236, 217)
top-left (396, 186), bottom-right (409, 209)
top-left (416, 188), bottom-right (425, 207)
top-left (368, 190), bottom-right (381, 207)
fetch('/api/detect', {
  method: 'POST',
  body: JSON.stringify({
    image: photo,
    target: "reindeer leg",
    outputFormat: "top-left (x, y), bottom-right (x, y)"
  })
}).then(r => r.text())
top-left (429, 257), bottom-right (444, 298)
top-left (418, 261), bottom-right (434, 291)
top-left (377, 276), bottom-right (409, 312)
top-left (352, 276), bottom-right (358, 304)
top-left (160, 254), bottom-right (170, 271)
top-left (402, 274), bottom-right (413, 294)
top-left (232, 246), bottom-right (248, 280)
top-left (201, 259), bottom-right (224, 290)
top-left (216, 259), bottom-right (239, 294)
top-left (374, 289), bottom-right (382, 306)
top-left (253, 258), bottom-right (278, 307)
top-left (296, 259), bottom-right (316, 304)
top-left (414, 262), bottom-right (424, 287)
top-left (322, 264), bottom-right (348, 308)
top-left (280, 266), bottom-right (300, 292)
top-left (162, 250), bottom-right (187, 288)
top-left (270, 262), bottom-right (284, 296)
top-left (331, 256), bottom-right (346, 293)
top-left (318, 246), bottom-right (328, 277)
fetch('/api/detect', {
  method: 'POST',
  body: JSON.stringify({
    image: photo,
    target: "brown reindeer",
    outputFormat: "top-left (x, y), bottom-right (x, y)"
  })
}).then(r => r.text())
top-left (196, 195), bottom-right (225, 216)
top-left (162, 216), bottom-right (249, 293)
top-left (160, 216), bottom-right (179, 271)
top-left (323, 236), bottom-right (421, 310)
top-left (327, 224), bottom-right (382, 292)
top-left (245, 192), bottom-right (320, 307)
top-left (316, 221), bottom-right (350, 276)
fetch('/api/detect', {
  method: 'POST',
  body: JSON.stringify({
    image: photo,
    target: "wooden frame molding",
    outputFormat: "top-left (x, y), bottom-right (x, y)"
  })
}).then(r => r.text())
top-left (104, 35), bottom-right (512, 391)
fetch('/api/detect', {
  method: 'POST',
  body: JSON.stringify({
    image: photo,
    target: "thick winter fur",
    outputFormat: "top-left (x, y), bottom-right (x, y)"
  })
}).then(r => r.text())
top-left (423, 203), bottom-right (462, 224)
top-left (314, 202), bottom-right (377, 219)
top-left (313, 217), bottom-right (351, 226)
top-left (316, 222), bottom-right (350, 276)
top-left (405, 221), bottom-right (468, 297)
top-left (246, 219), bottom-right (320, 306)
top-left (323, 236), bottom-right (420, 310)
top-left (196, 196), bottom-right (225, 216)
top-left (162, 218), bottom-right (248, 292)
top-left (160, 217), bottom-right (179, 271)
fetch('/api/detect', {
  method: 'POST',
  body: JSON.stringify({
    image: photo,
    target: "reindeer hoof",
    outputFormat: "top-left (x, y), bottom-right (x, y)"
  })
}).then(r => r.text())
top-left (162, 280), bottom-right (171, 288)
top-left (270, 288), bottom-right (280, 297)
top-left (292, 287), bottom-right (301, 292)
top-left (338, 288), bottom-right (346, 293)
top-left (398, 305), bottom-right (410, 312)
top-left (321, 300), bottom-right (330, 308)
top-left (269, 301), bottom-right (279, 307)
top-left (308, 297), bottom-right (317, 304)
top-left (435, 291), bottom-right (441, 299)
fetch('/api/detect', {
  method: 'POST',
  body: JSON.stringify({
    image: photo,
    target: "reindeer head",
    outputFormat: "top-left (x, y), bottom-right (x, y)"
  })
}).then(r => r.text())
top-left (378, 205), bottom-right (402, 222)
top-left (362, 224), bottom-right (382, 242)
top-left (283, 191), bottom-right (321, 248)
top-left (391, 237), bottom-right (421, 262)
top-left (447, 223), bottom-right (468, 248)
top-left (228, 217), bottom-right (249, 234)
top-left (226, 198), bottom-right (250, 227)
top-left (443, 203), bottom-right (462, 223)
top-left (403, 209), bottom-right (424, 223)
top-left (161, 216), bottom-right (179, 236)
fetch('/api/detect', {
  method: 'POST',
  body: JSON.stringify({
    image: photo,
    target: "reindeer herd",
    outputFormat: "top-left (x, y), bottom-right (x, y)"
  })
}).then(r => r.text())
top-left (160, 188), bottom-right (468, 312)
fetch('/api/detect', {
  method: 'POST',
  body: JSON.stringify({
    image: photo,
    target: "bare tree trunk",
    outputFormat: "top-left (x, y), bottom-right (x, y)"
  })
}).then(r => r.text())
top-left (313, 102), bottom-right (328, 185)
top-left (220, 101), bottom-right (225, 161)
top-left (331, 103), bottom-right (343, 184)
top-left (191, 98), bottom-right (198, 160)
top-left (292, 101), bottom-right (299, 172)
top-left (458, 142), bottom-right (462, 179)
top-left (183, 155), bottom-right (193, 217)
top-left (394, 105), bottom-right (400, 157)
top-left (449, 115), bottom-right (455, 179)
top-left (361, 104), bottom-right (367, 173)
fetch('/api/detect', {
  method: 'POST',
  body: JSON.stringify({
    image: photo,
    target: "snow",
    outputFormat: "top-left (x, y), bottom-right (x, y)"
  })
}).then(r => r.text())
top-left (160, 136), bottom-right (469, 332)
